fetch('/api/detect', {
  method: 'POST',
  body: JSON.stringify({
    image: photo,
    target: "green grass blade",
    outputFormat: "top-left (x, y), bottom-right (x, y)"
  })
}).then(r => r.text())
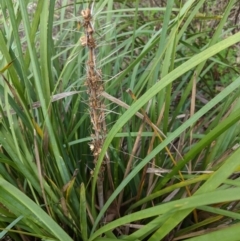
top-left (184, 223), bottom-right (240, 241)
top-left (0, 177), bottom-right (73, 241)
top-left (80, 183), bottom-right (88, 241)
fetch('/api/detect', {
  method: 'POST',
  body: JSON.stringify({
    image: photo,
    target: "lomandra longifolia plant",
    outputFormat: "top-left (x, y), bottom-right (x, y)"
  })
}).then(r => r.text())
top-left (80, 8), bottom-right (113, 211)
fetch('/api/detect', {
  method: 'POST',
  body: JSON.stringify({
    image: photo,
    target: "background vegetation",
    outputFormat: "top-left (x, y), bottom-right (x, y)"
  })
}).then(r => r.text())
top-left (0, 0), bottom-right (240, 240)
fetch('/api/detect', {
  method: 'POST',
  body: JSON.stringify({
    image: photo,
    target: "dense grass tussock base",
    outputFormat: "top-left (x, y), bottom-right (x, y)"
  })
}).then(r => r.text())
top-left (0, 0), bottom-right (240, 240)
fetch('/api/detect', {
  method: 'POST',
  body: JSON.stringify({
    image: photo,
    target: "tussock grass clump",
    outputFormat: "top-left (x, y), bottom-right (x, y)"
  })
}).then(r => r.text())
top-left (0, 1), bottom-right (240, 241)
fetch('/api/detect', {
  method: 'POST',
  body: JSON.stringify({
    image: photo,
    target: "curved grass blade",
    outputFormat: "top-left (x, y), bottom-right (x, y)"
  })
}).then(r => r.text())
top-left (89, 187), bottom-right (240, 240)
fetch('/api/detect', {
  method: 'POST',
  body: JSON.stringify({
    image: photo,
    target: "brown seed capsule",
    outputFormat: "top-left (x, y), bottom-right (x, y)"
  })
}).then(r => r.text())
top-left (80, 36), bottom-right (87, 46)
top-left (87, 26), bottom-right (94, 34)
top-left (89, 143), bottom-right (94, 151)
top-left (81, 9), bottom-right (91, 19)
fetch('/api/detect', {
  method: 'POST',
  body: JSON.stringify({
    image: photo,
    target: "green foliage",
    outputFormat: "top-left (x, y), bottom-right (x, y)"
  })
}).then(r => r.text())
top-left (0, 0), bottom-right (240, 240)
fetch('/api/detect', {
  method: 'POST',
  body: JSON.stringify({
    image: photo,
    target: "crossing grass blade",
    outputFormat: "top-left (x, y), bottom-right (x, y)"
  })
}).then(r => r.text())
top-left (0, 177), bottom-right (73, 241)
